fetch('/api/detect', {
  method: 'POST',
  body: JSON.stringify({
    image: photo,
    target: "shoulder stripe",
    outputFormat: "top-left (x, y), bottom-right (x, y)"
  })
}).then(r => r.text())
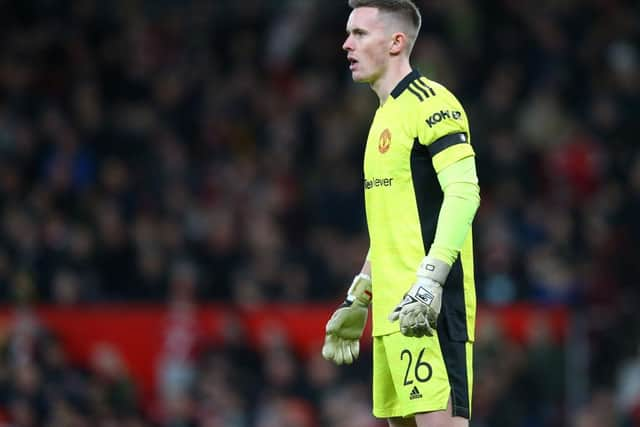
top-left (415, 79), bottom-right (436, 96)
top-left (411, 82), bottom-right (431, 99)
top-left (428, 132), bottom-right (468, 156)
top-left (407, 84), bottom-right (424, 101)
top-left (391, 69), bottom-right (422, 99)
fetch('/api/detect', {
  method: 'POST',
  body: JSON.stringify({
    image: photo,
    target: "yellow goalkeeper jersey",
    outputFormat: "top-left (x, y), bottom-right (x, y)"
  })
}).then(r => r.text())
top-left (364, 69), bottom-right (477, 338)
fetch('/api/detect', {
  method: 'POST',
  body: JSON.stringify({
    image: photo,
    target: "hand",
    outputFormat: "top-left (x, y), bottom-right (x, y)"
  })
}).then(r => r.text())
top-left (322, 274), bottom-right (371, 365)
top-left (389, 276), bottom-right (442, 337)
top-left (389, 256), bottom-right (450, 337)
top-left (322, 303), bottom-right (368, 364)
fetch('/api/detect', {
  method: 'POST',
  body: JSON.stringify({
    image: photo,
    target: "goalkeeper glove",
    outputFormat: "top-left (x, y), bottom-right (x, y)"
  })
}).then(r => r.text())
top-left (389, 256), bottom-right (450, 337)
top-left (322, 273), bottom-right (372, 365)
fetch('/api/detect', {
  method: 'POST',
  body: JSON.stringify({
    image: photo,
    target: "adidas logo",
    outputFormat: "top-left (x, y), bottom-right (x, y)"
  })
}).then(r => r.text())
top-left (409, 386), bottom-right (423, 400)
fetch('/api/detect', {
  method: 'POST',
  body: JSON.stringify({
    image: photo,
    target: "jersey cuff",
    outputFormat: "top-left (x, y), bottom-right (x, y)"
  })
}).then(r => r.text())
top-left (432, 143), bottom-right (475, 173)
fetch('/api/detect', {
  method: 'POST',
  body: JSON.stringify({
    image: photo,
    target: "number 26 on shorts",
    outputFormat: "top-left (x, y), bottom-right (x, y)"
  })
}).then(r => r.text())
top-left (401, 348), bottom-right (433, 385)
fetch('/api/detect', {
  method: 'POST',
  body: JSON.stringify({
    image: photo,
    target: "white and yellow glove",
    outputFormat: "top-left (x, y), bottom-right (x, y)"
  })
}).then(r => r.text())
top-left (389, 256), bottom-right (450, 337)
top-left (321, 274), bottom-right (372, 365)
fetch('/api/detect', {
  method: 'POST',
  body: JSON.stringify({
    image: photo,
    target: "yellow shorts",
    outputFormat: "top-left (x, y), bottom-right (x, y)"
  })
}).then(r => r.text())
top-left (372, 330), bottom-right (473, 419)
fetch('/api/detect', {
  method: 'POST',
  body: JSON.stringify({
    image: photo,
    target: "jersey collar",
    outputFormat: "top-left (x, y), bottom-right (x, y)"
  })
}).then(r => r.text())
top-left (390, 69), bottom-right (422, 99)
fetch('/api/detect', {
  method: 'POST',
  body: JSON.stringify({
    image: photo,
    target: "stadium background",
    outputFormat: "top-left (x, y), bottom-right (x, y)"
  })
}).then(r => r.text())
top-left (0, 0), bottom-right (638, 426)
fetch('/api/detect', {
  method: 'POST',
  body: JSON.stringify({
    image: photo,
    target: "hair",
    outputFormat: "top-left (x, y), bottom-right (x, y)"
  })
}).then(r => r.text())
top-left (348, 0), bottom-right (422, 53)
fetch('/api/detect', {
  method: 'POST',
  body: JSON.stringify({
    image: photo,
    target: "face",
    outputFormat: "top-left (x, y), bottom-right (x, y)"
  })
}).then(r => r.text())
top-left (343, 7), bottom-right (392, 83)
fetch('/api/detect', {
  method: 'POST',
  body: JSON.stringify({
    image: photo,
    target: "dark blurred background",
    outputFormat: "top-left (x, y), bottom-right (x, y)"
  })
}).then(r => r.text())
top-left (0, 0), bottom-right (638, 426)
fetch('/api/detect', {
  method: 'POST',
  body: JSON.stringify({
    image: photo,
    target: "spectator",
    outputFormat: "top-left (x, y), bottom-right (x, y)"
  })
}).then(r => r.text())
top-left (0, 0), bottom-right (636, 426)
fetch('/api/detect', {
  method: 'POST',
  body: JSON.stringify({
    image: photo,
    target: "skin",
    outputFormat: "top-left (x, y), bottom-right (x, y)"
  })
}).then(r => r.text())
top-left (344, 6), bottom-right (470, 427)
top-left (342, 6), bottom-right (412, 105)
top-left (388, 399), bottom-right (468, 427)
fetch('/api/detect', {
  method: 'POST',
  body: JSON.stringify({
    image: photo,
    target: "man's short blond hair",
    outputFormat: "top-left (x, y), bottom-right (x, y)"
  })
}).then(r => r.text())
top-left (348, 0), bottom-right (422, 54)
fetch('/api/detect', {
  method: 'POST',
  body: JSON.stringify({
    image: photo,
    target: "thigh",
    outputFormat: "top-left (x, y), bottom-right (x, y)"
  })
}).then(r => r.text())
top-left (388, 416), bottom-right (416, 427)
top-left (373, 333), bottom-right (450, 419)
top-left (373, 332), bottom-right (474, 420)
top-left (373, 336), bottom-right (400, 418)
top-left (414, 398), bottom-right (469, 427)
top-left (385, 332), bottom-right (451, 414)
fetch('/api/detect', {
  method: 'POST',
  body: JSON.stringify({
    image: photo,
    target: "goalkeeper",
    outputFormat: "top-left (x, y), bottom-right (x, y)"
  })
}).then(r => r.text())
top-left (322, 1), bottom-right (480, 426)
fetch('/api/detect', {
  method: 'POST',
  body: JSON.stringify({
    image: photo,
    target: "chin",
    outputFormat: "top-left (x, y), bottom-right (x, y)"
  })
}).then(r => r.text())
top-left (351, 71), bottom-right (370, 83)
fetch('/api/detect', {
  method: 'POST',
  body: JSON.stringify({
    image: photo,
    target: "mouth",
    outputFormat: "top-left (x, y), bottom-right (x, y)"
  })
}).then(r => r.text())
top-left (348, 58), bottom-right (358, 70)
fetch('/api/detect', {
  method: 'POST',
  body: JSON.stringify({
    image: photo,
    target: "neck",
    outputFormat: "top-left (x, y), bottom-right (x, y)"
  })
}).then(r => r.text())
top-left (371, 59), bottom-right (413, 105)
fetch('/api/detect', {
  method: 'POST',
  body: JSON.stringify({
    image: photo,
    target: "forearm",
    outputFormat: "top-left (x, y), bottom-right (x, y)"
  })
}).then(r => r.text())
top-left (428, 156), bottom-right (480, 265)
top-left (360, 249), bottom-right (371, 277)
top-left (340, 249), bottom-right (372, 306)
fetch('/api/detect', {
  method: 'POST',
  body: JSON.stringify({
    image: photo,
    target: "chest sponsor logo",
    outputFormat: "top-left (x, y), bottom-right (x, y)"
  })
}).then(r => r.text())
top-left (364, 177), bottom-right (394, 190)
top-left (425, 110), bottom-right (462, 128)
top-left (378, 128), bottom-right (391, 153)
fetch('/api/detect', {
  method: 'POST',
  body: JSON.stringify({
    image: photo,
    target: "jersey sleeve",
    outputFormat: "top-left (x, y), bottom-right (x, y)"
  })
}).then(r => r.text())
top-left (416, 89), bottom-right (475, 174)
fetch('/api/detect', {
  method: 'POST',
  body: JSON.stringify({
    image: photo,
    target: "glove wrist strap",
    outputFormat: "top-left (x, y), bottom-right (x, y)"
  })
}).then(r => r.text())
top-left (347, 273), bottom-right (372, 307)
top-left (417, 256), bottom-right (450, 285)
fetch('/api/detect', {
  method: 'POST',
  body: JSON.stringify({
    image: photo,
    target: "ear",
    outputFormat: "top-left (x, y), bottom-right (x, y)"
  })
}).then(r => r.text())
top-left (389, 32), bottom-right (407, 55)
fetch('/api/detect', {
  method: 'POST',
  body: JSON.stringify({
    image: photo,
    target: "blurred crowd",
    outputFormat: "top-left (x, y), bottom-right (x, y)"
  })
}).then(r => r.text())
top-left (0, 290), bottom-right (570, 427)
top-left (0, 0), bottom-right (638, 425)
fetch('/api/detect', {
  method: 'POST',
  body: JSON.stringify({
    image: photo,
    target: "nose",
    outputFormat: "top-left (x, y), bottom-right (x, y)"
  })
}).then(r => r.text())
top-left (342, 35), bottom-right (353, 51)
